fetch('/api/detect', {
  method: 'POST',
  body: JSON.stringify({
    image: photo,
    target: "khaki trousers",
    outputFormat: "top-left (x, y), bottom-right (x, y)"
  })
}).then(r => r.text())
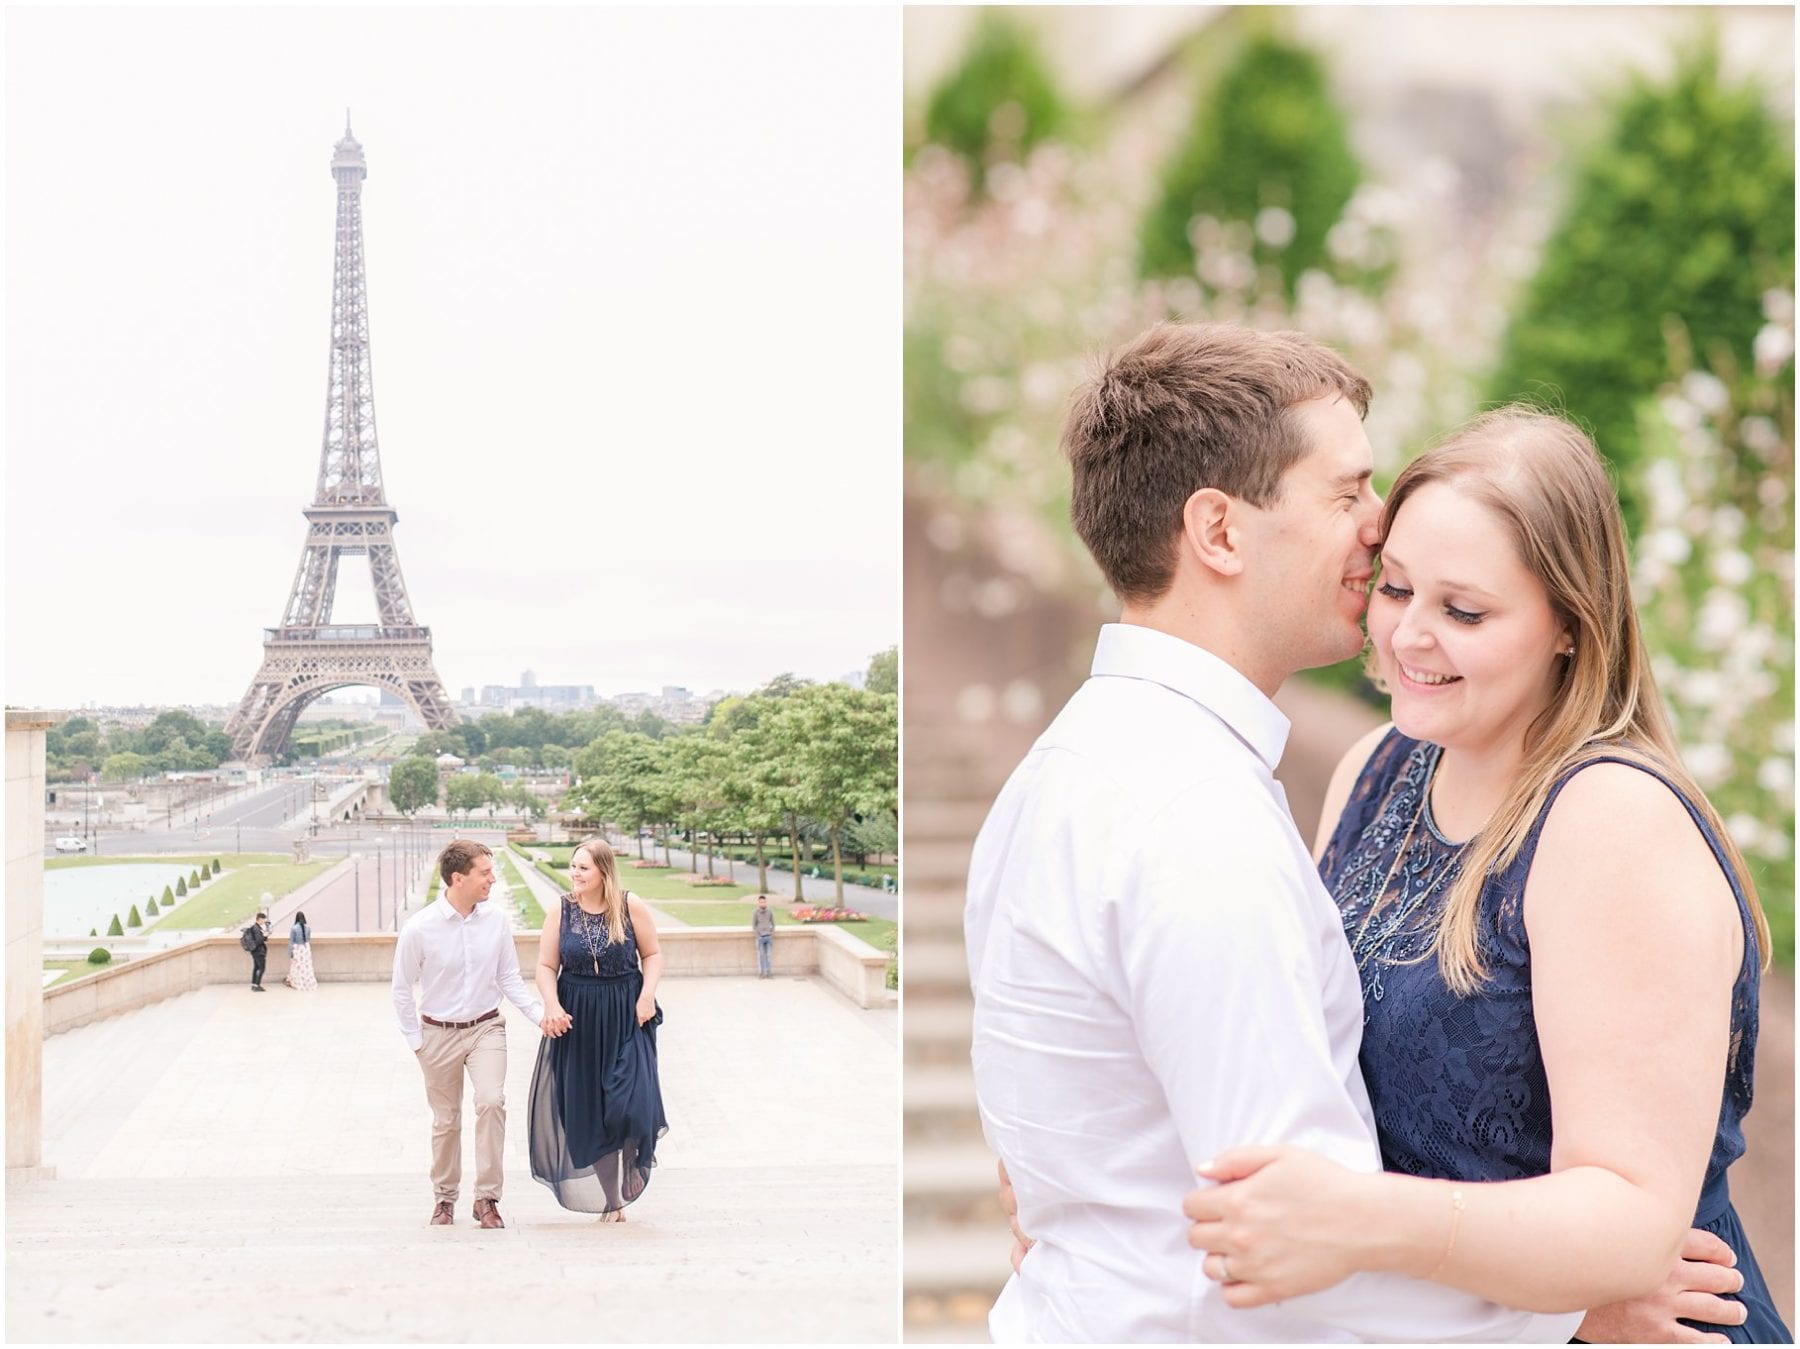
top-left (417, 1016), bottom-right (507, 1204)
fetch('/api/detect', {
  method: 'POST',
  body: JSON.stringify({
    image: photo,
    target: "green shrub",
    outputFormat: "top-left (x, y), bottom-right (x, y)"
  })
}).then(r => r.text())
top-left (86, 948), bottom-right (112, 966)
top-left (107, 915), bottom-right (124, 937)
top-left (145, 897), bottom-right (159, 917)
top-left (127, 905), bottom-right (142, 928)
top-left (1489, 34), bottom-right (1793, 531)
top-left (1141, 29), bottom-right (1363, 295)
top-left (175, 877), bottom-right (187, 897)
top-left (88, 928), bottom-right (97, 938)
top-left (162, 885), bottom-right (174, 905)
top-left (922, 9), bottom-right (1069, 189)
top-left (211, 858), bottom-right (221, 874)
top-left (190, 869), bottom-right (202, 886)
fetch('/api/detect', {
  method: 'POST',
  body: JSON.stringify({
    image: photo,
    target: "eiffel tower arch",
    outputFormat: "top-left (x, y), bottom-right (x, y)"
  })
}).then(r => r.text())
top-left (226, 120), bottom-right (457, 762)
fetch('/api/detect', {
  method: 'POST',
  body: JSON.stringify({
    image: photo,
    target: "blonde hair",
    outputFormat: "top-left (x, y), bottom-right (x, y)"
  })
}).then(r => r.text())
top-left (572, 837), bottom-right (627, 945)
top-left (1379, 407), bottom-right (1768, 995)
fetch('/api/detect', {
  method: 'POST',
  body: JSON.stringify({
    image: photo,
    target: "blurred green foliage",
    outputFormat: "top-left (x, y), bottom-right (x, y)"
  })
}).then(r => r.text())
top-left (1141, 32), bottom-right (1362, 294)
top-left (922, 9), bottom-right (1069, 189)
top-left (1490, 36), bottom-right (1794, 531)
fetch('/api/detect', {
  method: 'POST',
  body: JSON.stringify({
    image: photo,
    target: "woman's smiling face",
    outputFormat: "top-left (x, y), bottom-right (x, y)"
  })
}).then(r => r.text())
top-left (568, 847), bottom-right (600, 895)
top-left (1368, 480), bottom-right (1571, 754)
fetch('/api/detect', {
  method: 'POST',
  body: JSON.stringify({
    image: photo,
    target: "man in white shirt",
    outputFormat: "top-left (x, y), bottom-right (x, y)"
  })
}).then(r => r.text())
top-left (965, 324), bottom-right (1581, 1342)
top-left (392, 839), bottom-right (547, 1229)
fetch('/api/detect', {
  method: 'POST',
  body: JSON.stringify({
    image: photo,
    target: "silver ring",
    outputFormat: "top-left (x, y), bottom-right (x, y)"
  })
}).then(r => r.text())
top-left (1219, 1252), bottom-right (1234, 1283)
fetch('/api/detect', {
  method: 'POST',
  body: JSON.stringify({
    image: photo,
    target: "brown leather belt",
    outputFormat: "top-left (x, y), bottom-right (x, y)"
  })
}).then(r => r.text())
top-left (421, 1008), bottom-right (499, 1030)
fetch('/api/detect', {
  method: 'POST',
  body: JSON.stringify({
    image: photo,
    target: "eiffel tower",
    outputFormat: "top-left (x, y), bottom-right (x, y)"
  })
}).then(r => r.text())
top-left (226, 119), bottom-right (457, 762)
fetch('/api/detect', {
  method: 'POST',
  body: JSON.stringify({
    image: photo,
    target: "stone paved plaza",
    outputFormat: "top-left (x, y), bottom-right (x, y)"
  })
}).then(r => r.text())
top-left (8, 978), bottom-right (898, 1342)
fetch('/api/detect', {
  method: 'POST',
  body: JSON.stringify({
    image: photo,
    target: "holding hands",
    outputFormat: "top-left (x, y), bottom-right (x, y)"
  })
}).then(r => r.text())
top-left (539, 1007), bottom-right (573, 1038)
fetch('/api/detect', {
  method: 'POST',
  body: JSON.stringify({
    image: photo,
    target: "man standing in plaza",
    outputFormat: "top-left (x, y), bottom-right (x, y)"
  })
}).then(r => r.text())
top-left (392, 839), bottom-right (548, 1229)
top-left (242, 910), bottom-right (270, 992)
top-left (752, 894), bottom-right (776, 978)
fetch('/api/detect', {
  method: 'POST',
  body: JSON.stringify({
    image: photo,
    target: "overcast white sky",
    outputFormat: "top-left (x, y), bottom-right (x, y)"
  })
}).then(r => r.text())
top-left (6, 6), bottom-right (898, 709)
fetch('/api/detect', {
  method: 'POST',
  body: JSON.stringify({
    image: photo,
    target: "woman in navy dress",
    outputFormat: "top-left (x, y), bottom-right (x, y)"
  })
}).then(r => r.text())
top-left (1184, 410), bottom-right (1787, 1341)
top-left (529, 837), bottom-right (668, 1218)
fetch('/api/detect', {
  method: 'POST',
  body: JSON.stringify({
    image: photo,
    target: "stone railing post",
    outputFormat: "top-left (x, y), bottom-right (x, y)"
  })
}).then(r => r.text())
top-left (7, 710), bottom-right (54, 1177)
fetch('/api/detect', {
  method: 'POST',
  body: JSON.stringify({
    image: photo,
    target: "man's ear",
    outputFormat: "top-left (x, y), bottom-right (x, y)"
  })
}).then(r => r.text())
top-left (1181, 487), bottom-right (1245, 578)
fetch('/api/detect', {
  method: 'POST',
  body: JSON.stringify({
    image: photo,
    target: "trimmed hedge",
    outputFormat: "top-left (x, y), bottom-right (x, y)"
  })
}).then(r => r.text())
top-left (87, 948), bottom-right (112, 966)
top-left (1141, 29), bottom-right (1362, 295)
top-left (1489, 34), bottom-right (1794, 530)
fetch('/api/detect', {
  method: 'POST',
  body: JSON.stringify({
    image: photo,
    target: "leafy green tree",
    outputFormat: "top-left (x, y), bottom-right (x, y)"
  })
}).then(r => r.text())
top-left (866, 646), bottom-right (898, 696)
top-left (666, 734), bottom-right (732, 878)
top-left (511, 784), bottom-right (547, 822)
top-left (923, 9), bottom-right (1069, 190)
top-left (388, 756), bottom-right (440, 816)
top-left (754, 673), bottom-right (813, 701)
top-left (1489, 33), bottom-right (1793, 529)
top-left (107, 915), bottom-right (124, 937)
top-left (63, 730), bottom-right (104, 763)
top-left (773, 684), bottom-right (898, 904)
top-left (140, 710), bottom-right (210, 756)
top-left (1141, 29), bottom-right (1362, 295)
top-left (569, 731), bottom-right (668, 859)
top-left (100, 752), bottom-right (152, 782)
top-left (63, 716), bottom-right (96, 737)
top-left (444, 774), bottom-right (488, 821)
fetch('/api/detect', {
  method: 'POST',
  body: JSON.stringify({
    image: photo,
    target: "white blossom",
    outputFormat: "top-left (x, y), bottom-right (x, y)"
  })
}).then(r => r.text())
top-left (1255, 207), bottom-right (1297, 249)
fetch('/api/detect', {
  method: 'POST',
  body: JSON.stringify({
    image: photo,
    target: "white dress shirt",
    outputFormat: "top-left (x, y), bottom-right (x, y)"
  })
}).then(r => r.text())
top-left (966, 624), bottom-right (1581, 1343)
top-left (391, 896), bottom-right (543, 1051)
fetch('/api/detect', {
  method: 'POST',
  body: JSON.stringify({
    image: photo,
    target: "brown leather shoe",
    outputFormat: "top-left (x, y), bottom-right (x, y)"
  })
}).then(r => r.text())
top-left (473, 1198), bottom-right (504, 1229)
top-left (430, 1200), bottom-right (454, 1226)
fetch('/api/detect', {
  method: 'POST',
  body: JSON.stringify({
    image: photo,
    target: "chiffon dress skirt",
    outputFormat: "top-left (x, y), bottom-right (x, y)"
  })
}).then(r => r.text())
top-left (285, 942), bottom-right (317, 991)
top-left (528, 966), bottom-right (669, 1213)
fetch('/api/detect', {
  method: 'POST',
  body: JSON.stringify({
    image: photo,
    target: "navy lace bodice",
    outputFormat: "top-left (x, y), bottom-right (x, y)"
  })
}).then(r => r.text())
top-left (1319, 729), bottom-right (1760, 1198)
top-left (558, 893), bottom-right (640, 979)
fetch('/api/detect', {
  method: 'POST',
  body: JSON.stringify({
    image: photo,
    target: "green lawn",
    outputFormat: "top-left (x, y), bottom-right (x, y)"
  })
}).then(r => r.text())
top-left (42, 956), bottom-right (126, 988)
top-left (45, 852), bottom-right (281, 872)
top-left (148, 861), bottom-right (332, 932)
top-left (531, 854), bottom-right (757, 903)
top-left (497, 852), bottom-right (544, 927)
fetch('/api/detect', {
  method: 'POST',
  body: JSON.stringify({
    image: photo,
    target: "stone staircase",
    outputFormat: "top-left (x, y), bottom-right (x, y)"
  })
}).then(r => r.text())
top-left (7, 1167), bottom-right (896, 1342)
top-left (902, 724), bottom-right (1037, 1341)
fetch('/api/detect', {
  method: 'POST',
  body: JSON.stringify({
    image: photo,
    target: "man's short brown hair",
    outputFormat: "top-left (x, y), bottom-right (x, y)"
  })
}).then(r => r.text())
top-left (1065, 323), bottom-right (1372, 604)
top-left (438, 839), bottom-right (493, 886)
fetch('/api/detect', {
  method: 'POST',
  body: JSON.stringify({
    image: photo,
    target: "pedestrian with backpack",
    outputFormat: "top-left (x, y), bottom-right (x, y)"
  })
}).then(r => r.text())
top-left (241, 910), bottom-right (270, 991)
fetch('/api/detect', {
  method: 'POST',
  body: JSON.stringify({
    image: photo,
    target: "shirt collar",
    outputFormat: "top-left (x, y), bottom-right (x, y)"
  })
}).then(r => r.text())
top-left (437, 897), bottom-right (484, 923)
top-left (1090, 622), bottom-right (1290, 771)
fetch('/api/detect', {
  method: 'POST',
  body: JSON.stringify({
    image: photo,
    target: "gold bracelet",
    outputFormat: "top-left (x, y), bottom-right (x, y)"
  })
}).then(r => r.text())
top-left (1426, 1187), bottom-right (1466, 1280)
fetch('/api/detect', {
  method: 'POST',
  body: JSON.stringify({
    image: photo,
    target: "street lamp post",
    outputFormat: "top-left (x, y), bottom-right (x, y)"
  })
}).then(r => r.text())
top-left (353, 854), bottom-right (361, 932)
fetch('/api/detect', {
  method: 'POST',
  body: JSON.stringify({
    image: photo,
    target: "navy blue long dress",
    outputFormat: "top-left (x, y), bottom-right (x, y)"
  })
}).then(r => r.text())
top-left (1320, 730), bottom-right (1787, 1343)
top-left (528, 893), bottom-right (668, 1213)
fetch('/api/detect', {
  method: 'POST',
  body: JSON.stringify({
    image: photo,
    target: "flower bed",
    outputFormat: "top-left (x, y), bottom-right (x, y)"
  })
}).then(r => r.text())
top-left (792, 905), bottom-right (867, 923)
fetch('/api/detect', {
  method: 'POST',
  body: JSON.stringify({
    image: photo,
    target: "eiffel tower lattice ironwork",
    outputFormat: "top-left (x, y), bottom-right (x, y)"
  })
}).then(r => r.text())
top-left (226, 120), bottom-right (458, 761)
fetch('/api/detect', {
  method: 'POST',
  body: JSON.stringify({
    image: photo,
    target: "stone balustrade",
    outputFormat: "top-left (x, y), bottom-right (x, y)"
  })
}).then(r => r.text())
top-left (42, 924), bottom-right (892, 1036)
